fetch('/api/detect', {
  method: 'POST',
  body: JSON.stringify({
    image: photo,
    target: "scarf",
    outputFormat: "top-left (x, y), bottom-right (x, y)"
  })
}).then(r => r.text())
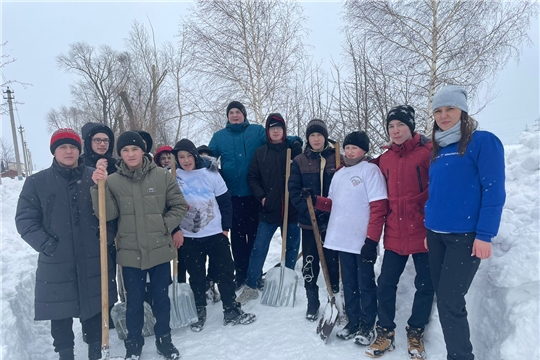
top-left (434, 121), bottom-right (461, 147)
top-left (344, 155), bottom-right (366, 167)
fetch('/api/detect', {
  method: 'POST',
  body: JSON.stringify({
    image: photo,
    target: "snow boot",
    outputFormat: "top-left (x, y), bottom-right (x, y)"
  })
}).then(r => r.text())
top-left (190, 306), bottom-right (207, 332)
top-left (354, 320), bottom-right (376, 346)
top-left (155, 332), bottom-right (180, 359)
top-left (305, 288), bottom-right (320, 322)
top-left (336, 322), bottom-right (360, 340)
top-left (236, 286), bottom-right (259, 305)
top-left (124, 337), bottom-right (143, 360)
top-left (365, 326), bottom-right (395, 358)
top-left (88, 341), bottom-right (101, 360)
top-left (58, 348), bottom-right (74, 360)
top-left (223, 303), bottom-right (256, 326)
top-left (406, 326), bottom-right (426, 360)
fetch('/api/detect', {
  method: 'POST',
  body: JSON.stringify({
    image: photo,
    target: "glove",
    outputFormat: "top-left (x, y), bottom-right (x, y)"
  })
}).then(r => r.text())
top-left (301, 187), bottom-right (316, 204)
top-left (360, 238), bottom-right (378, 263)
top-left (316, 211), bottom-right (329, 233)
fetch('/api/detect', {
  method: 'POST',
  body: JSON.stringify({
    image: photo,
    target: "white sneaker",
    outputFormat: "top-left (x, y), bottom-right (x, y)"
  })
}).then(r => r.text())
top-left (236, 286), bottom-right (259, 305)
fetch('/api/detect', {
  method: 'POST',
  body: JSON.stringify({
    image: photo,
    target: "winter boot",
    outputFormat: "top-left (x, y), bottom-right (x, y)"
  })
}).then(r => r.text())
top-left (58, 348), bottom-right (74, 360)
top-left (365, 326), bottom-right (395, 358)
top-left (336, 322), bottom-right (360, 340)
top-left (88, 341), bottom-right (102, 360)
top-left (257, 275), bottom-right (266, 291)
top-left (406, 326), bottom-right (426, 360)
top-left (155, 332), bottom-right (180, 360)
top-left (190, 306), bottom-right (207, 332)
top-left (223, 303), bottom-right (256, 326)
top-left (236, 286), bottom-right (259, 305)
top-left (124, 337), bottom-right (143, 360)
top-left (305, 288), bottom-right (320, 322)
top-left (354, 320), bottom-right (376, 346)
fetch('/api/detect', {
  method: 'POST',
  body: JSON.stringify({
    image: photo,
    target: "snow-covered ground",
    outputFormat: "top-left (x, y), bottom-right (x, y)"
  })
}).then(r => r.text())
top-left (1, 131), bottom-right (539, 360)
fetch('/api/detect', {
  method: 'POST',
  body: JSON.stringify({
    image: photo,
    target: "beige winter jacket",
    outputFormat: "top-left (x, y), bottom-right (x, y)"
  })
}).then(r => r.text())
top-left (91, 155), bottom-right (188, 270)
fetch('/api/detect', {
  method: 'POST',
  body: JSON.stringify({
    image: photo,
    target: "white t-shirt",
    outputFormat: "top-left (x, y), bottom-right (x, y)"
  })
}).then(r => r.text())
top-left (175, 167), bottom-right (228, 238)
top-left (323, 161), bottom-right (388, 254)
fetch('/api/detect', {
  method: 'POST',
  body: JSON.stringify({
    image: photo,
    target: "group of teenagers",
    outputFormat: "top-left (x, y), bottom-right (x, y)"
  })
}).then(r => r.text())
top-left (15, 84), bottom-right (506, 360)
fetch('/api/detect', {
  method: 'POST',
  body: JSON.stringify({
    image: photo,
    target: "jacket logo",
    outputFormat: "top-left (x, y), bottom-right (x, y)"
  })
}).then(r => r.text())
top-left (350, 176), bottom-right (362, 187)
top-left (147, 187), bottom-right (156, 193)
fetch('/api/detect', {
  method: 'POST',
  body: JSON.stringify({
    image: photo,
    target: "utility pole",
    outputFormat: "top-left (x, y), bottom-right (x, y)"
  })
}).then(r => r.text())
top-left (18, 126), bottom-right (29, 176)
top-left (25, 143), bottom-right (33, 175)
top-left (4, 87), bottom-right (23, 180)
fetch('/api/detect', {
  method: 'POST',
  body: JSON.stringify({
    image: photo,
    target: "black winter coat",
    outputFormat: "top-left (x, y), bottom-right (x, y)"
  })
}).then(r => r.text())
top-left (81, 122), bottom-right (117, 175)
top-left (15, 158), bottom-right (117, 321)
top-left (248, 141), bottom-right (301, 225)
top-left (288, 143), bottom-right (343, 230)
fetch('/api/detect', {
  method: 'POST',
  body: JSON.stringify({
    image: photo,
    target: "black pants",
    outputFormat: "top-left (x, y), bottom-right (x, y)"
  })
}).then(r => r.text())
top-left (230, 196), bottom-right (259, 283)
top-left (377, 250), bottom-right (434, 330)
top-left (51, 312), bottom-right (101, 352)
top-left (340, 251), bottom-right (377, 327)
top-left (427, 230), bottom-right (480, 360)
top-left (301, 229), bottom-right (340, 297)
top-left (182, 233), bottom-right (237, 310)
top-left (176, 247), bottom-right (187, 283)
top-left (123, 262), bottom-right (171, 344)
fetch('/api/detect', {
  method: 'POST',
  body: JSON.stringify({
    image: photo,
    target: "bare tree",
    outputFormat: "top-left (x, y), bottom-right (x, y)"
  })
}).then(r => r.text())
top-left (56, 41), bottom-right (131, 132)
top-left (343, 0), bottom-right (537, 126)
top-left (0, 138), bottom-right (15, 171)
top-left (185, 0), bottom-right (308, 124)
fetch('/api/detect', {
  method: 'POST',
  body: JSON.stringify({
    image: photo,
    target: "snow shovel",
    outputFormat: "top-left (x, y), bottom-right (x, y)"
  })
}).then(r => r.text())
top-left (169, 249), bottom-right (199, 328)
top-left (306, 196), bottom-right (339, 343)
top-left (97, 179), bottom-right (112, 359)
top-left (111, 265), bottom-right (157, 341)
top-left (168, 158), bottom-right (198, 328)
top-left (260, 148), bottom-right (298, 307)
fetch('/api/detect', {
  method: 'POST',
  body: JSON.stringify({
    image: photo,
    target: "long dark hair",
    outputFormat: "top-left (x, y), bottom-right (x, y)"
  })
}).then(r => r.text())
top-left (431, 111), bottom-right (477, 161)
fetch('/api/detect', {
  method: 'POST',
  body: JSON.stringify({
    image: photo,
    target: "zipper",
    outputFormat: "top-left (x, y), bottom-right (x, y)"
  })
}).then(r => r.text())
top-left (416, 166), bottom-right (423, 192)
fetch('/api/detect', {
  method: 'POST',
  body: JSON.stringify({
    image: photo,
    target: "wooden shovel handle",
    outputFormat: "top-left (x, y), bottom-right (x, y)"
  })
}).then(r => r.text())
top-left (306, 197), bottom-right (334, 298)
top-left (281, 148), bottom-right (291, 261)
top-left (98, 179), bottom-right (109, 350)
top-left (335, 142), bottom-right (340, 168)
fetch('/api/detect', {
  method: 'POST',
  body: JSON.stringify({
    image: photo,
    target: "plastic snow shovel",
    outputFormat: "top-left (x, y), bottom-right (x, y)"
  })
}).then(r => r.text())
top-left (260, 148), bottom-right (298, 307)
top-left (306, 196), bottom-right (339, 343)
top-left (169, 250), bottom-right (199, 328)
top-left (111, 265), bottom-right (157, 341)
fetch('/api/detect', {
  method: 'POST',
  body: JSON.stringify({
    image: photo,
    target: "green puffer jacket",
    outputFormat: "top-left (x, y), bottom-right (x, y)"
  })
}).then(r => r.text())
top-left (91, 155), bottom-right (188, 270)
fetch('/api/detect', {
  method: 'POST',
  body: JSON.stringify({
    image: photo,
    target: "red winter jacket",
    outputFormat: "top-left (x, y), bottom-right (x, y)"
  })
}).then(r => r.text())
top-left (374, 133), bottom-right (432, 255)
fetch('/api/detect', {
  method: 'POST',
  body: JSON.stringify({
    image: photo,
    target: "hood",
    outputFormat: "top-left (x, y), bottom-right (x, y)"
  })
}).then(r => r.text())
top-left (265, 113), bottom-right (286, 143)
top-left (81, 122), bottom-right (115, 158)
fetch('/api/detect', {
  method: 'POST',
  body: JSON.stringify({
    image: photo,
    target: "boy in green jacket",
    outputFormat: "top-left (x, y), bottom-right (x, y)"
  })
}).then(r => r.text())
top-left (91, 131), bottom-right (188, 360)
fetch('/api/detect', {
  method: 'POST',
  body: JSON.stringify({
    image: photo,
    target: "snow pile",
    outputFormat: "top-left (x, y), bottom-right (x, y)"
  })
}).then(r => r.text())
top-left (1, 132), bottom-right (539, 360)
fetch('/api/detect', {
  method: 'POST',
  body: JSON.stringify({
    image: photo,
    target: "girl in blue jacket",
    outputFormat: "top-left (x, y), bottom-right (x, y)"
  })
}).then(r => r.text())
top-left (425, 85), bottom-right (505, 360)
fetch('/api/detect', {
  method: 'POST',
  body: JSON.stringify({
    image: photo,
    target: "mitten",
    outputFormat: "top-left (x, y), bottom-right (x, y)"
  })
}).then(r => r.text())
top-left (360, 238), bottom-right (378, 263)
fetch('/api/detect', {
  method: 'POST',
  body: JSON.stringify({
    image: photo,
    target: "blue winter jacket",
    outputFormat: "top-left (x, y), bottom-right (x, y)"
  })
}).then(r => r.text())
top-left (209, 119), bottom-right (302, 197)
top-left (424, 130), bottom-right (506, 242)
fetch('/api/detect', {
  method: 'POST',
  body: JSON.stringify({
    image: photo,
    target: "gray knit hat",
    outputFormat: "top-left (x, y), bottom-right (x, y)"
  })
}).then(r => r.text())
top-left (305, 118), bottom-right (328, 140)
top-left (432, 85), bottom-right (469, 113)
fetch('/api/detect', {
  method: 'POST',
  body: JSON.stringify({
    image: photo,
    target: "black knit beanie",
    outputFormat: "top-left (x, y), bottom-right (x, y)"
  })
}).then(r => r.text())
top-left (226, 101), bottom-right (247, 120)
top-left (116, 131), bottom-right (146, 156)
top-left (343, 131), bottom-right (370, 153)
top-left (305, 118), bottom-right (328, 140)
top-left (133, 130), bottom-right (153, 153)
top-left (196, 145), bottom-right (214, 157)
top-left (385, 105), bottom-right (415, 134)
top-left (172, 139), bottom-right (201, 169)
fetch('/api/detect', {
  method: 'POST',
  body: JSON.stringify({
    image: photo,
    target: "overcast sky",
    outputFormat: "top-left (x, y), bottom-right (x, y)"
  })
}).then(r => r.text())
top-left (2, 1), bottom-right (538, 170)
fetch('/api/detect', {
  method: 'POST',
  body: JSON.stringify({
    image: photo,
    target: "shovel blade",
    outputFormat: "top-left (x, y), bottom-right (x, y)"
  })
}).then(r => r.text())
top-left (169, 281), bottom-right (198, 328)
top-left (260, 265), bottom-right (298, 307)
top-left (111, 301), bottom-right (156, 340)
top-left (316, 296), bottom-right (339, 343)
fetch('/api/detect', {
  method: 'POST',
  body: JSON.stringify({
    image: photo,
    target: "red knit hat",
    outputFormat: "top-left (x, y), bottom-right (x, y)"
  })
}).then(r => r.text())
top-left (154, 145), bottom-right (173, 165)
top-left (50, 128), bottom-right (82, 155)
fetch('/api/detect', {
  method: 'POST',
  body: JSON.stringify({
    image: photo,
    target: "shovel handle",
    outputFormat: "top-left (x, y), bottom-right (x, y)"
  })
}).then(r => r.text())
top-left (335, 142), bottom-right (340, 169)
top-left (98, 179), bottom-right (109, 352)
top-left (306, 197), bottom-right (334, 298)
top-left (281, 148), bottom-right (292, 261)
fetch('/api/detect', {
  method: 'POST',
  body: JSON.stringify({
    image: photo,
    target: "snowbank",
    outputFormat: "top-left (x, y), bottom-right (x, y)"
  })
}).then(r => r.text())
top-left (1, 132), bottom-right (539, 360)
